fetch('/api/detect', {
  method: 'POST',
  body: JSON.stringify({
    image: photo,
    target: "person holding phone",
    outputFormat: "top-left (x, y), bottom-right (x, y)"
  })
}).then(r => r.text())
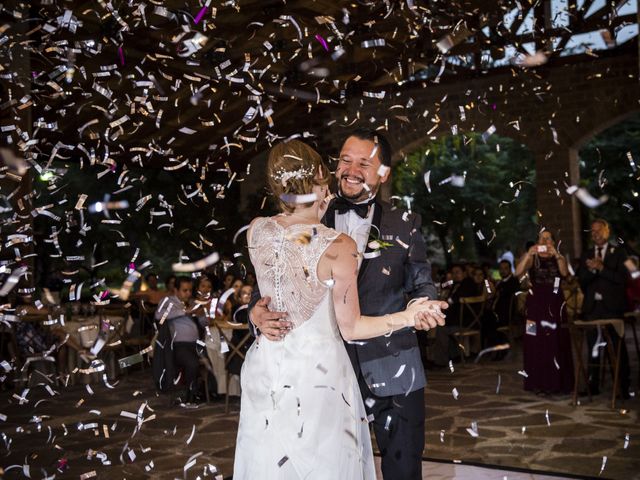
top-left (515, 230), bottom-right (574, 394)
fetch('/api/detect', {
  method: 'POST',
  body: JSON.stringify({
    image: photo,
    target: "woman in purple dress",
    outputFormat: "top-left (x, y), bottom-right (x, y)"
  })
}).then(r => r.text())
top-left (515, 231), bottom-right (574, 394)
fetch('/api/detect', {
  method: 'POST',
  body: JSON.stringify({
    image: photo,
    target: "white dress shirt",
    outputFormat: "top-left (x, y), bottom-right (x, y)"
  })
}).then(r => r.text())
top-left (595, 243), bottom-right (608, 261)
top-left (334, 203), bottom-right (375, 268)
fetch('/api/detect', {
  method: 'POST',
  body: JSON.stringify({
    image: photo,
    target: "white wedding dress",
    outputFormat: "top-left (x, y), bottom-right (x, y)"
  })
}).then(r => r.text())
top-left (233, 217), bottom-right (375, 480)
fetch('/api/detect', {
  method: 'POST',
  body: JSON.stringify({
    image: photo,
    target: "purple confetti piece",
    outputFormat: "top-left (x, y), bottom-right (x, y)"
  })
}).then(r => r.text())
top-left (194, 6), bottom-right (207, 24)
top-left (118, 46), bottom-right (125, 66)
top-left (315, 34), bottom-right (329, 51)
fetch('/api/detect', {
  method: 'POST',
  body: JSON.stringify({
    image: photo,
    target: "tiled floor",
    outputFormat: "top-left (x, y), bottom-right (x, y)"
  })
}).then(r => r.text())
top-left (0, 344), bottom-right (637, 479)
top-left (377, 459), bottom-right (578, 480)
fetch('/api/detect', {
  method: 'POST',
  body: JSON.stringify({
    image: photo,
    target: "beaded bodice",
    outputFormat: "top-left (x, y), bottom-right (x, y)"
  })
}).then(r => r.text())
top-left (248, 217), bottom-right (339, 329)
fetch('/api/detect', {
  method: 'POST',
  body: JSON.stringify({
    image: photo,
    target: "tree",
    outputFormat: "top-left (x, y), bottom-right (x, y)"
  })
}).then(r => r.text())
top-left (393, 132), bottom-right (537, 267)
top-left (578, 112), bottom-right (640, 254)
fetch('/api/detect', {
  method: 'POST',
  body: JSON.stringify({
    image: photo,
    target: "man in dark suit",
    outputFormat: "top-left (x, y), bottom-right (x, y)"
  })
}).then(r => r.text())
top-left (577, 219), bottom-right (630, 397)
top-left (251, 129), bottom-right (447, 480)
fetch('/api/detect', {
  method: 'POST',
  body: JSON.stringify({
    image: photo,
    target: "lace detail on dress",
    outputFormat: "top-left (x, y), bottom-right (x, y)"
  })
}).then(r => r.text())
top-left (249, 217), bottom-right (339, 329)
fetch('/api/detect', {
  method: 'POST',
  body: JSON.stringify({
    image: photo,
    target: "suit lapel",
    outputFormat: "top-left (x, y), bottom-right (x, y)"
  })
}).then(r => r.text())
top-left (322, 199), bottom-right (336, 229)
top-left (357, 199), bottom-right (383, 285)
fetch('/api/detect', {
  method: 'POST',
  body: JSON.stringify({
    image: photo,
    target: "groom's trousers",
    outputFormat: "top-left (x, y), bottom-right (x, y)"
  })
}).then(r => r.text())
top-left (358, 375), bottom-right (425, 480)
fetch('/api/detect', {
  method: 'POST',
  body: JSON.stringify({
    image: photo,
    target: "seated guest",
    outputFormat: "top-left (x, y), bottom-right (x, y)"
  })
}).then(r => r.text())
top-left (137, 273), bottom-right (167, 305)
top-left (217, 272), bottom-right (236, 297)
top-left (499, 246), bottom-right (516, 272)
top-left (244, 272), bottom-right (257, 288)
top-left (12, 294), bottom-right (85, 380)
top-left (471, 266), bottom-right (494, 299)
top-left (153, 277), bottom-right (207, 405)
top-left (227, 285), bottom-right (255, 377)
top-left (481, 260), bottom-right (522, 353)
top-left (194, 275), bottom-right (214, 315)
top-left (220, 279), bottom-right (244, 322)
top-left (493, 260), bottom-right (521, 327)
top-left (164, 275), bottom-right (177, 297)
top-left (430, 264), bottom-right (477, 366)
top-left (447, 264), bottom-right (479, 323)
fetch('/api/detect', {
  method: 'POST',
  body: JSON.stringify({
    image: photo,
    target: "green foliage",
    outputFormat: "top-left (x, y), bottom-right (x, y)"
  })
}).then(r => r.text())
top-left (578, 112), bottom-right (640, 250)
top-left (393, 132), bottom-right (537, 266)
top-left (35, 162), bottom-right (245, 288)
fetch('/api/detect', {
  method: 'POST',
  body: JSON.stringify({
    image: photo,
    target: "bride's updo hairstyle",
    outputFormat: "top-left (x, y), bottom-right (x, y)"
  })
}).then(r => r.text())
top-left (267, 140), bottom-right (330, 213)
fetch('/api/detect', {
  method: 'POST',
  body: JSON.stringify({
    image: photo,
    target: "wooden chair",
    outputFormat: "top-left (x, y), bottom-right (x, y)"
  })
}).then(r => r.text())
top-left (96, 303), bottom-right (141, 378)
top-left (15, 311), bottom-right (63, 387)
top-left (216, 320), bottom-right (252, 413)
top-left (496, 295), bottom-right (517, 346)
top-left (452, 295), bottom-right (484, 363)
top-left (571, 319), bottom-right (625, 409)
top-left (623, 311), bottom-right (640, 388)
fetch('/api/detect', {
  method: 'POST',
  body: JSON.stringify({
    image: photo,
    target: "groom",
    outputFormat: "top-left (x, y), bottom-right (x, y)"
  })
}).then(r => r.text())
top-left (251, 129), bottom-right (446, 480)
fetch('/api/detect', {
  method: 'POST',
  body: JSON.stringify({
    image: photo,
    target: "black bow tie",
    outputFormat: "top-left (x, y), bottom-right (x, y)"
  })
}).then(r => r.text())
top-left (333, 196), bottom-right (374, 219)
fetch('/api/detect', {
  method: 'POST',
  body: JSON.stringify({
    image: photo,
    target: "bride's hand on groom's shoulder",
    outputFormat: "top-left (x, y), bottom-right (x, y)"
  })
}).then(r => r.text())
top-left (407, 298), bottom-right (448, 331)
top-left (251, 296), bottom-right (292, 341)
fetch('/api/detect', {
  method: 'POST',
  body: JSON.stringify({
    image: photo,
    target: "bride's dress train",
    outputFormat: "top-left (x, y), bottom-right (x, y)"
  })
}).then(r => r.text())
top-left (233, 218), bottom-right (375, 479)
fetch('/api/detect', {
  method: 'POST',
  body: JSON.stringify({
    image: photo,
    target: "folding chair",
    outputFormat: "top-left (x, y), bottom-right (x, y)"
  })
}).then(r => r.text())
top-left (623, 311), bottom-right (640, 388)
top-left (496, 296), bottom-right (519, 346)
top-left (452, 295), bottom-right (484, 363)
top-left (216, 321), bottom-right (251, 413)
top-left (571, 319), bottom-right (625, 409)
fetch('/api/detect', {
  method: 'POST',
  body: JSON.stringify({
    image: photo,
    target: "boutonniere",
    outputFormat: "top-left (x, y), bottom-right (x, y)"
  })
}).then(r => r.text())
top-left (364, 232), bottom-right (394, 259)
top-left (368, 238), bottom-right (394, 251)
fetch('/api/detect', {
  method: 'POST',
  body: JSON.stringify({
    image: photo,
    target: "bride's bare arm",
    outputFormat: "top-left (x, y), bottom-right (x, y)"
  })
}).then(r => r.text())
top-left (318, 234), bottom-right (424, 341)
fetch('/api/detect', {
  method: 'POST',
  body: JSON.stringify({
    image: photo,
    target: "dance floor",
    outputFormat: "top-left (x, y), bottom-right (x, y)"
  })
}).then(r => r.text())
top-left (377, 458), bottom-right (580, 480)
top-left (1, 343), bottom-right (638, 479)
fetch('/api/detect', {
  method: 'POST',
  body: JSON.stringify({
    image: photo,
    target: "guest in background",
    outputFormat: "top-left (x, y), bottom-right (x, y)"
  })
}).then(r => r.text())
top-left (194, 275), bottom-right (213, 312)
top-left (482, 260), bottom-right (522, 354)
top-left (499, 246), bottom-right (515, 272)
top-left (153, 277), bottom-right (208, 405)
top-left (515, 230), bottom-right (573, 394)
top-left (244, 272), bottom-right (257, 288)
top-left (140, 273), bottom-right (167, 305)
top-left (577, 219), bottom-right (630, 398)
top-left (219, 273), bottom-right (236, 296)
top-left (164, 274), bottom-right (177, 297)
top-left (226, 285), bottom-right (255, 377)
top-left (220, 279), bottom-right (244, 323)
top-left (430, 264), bottom-right (477, 366)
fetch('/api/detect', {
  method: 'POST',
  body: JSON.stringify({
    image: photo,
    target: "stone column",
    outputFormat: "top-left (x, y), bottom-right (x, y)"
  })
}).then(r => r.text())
top-left (534, 147), bottom-right (582, 258)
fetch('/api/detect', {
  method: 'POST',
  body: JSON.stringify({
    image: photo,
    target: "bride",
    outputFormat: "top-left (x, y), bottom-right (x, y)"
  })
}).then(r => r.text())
top-left (233, 140), bottom-right (434, 479)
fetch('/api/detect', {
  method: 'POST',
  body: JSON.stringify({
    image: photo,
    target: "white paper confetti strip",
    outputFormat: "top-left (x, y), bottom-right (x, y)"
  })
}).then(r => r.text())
top-left (423, 171), bottom-right (432, 193)
top-left (392, 364), bottom-right (406, 378)
top-left (172, 252), bottom-right (220, 273)
top-left (0, 266), bottom-right (28, 296)
top-left (186, 424), bottom-right (196, 445)
top-left (599, 456), bottom-right (607, 475)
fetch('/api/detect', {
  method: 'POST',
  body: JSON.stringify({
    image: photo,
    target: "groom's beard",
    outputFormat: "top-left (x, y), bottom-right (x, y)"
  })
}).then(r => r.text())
top-left (338, 174), bottom-right (380, 203)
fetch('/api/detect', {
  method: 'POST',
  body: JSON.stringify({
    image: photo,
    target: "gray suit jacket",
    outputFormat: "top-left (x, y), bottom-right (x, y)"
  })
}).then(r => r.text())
top-left (324, 198), bottom-right (436, 397)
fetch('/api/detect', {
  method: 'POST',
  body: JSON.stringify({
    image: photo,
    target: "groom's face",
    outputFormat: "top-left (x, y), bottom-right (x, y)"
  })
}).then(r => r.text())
top-left (336, 136), bottom-right (390, 203)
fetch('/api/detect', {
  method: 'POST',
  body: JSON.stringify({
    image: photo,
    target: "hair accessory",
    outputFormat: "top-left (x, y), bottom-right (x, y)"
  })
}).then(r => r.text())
top-left (272, 166), bottom-right (315, 187)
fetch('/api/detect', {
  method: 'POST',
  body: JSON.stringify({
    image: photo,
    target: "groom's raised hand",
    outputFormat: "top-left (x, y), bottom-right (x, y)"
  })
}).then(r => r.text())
top-left (250, 296), bottom-right (291, 341)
